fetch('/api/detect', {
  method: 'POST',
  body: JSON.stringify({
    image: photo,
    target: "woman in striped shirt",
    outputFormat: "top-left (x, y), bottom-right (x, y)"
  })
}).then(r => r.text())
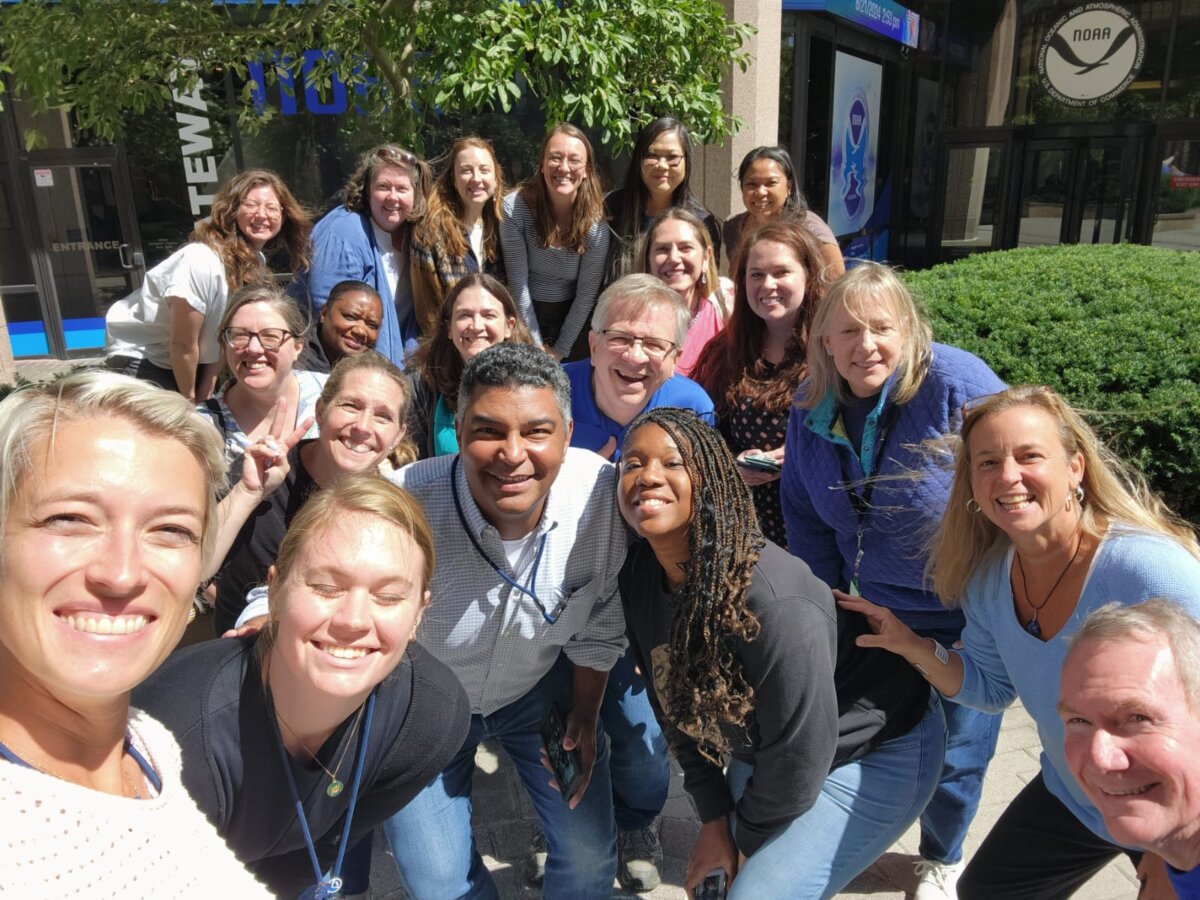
top-left (501, 124), bottom-right (609, 361)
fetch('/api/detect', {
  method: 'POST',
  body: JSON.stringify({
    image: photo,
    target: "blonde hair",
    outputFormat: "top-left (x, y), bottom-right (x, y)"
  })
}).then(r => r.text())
top-left (929, 385), bottom-right (1200, 602)
top-left (803, 262), bottom-right (932, 408)
top-left (639, 207), bottom-right (726, 321)
top-left (257, 473), bottom-right (435, 659)
top-left (318, 351), bottom-right (417, 468)
top-left (0, 371), bottom-right (227, 565)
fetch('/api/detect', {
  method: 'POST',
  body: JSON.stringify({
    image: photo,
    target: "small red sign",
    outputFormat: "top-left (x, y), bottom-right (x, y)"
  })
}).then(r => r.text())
top-left (1169, 175), bottom-right (1200, 190)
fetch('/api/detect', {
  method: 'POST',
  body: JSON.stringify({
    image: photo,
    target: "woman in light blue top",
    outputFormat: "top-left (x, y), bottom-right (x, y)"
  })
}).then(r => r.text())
top-left (842, 384), bottom-right (1200, 898)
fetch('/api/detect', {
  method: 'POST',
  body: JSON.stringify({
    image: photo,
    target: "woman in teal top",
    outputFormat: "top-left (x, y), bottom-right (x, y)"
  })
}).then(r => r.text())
top-left (405, 273), bottom-right (537, 459)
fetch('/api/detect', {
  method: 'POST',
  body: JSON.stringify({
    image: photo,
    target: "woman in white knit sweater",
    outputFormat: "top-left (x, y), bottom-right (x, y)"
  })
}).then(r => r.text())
top-left (0, 372), bottom-right (269, 897)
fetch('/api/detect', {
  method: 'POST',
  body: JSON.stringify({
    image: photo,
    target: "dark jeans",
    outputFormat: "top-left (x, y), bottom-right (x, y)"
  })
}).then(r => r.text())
top-left (532, 298), bottom-right (592, 362)
top-left (958, 772), bottom-right (1140, 899)
top-left (105, 355), bottom-right (181, 393)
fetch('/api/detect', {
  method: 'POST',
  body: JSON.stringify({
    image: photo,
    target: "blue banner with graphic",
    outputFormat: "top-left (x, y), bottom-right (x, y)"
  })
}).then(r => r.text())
top-left (828, 51), bottom-right (881, 236)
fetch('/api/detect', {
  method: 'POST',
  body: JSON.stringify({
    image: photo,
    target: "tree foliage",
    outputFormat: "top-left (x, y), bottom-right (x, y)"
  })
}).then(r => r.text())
top-left (0, 0), bottom-right (752, 152)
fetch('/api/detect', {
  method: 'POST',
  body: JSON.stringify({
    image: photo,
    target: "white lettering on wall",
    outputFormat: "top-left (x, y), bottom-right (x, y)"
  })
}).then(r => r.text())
top-left (171, 60), bottom-right (217, 217)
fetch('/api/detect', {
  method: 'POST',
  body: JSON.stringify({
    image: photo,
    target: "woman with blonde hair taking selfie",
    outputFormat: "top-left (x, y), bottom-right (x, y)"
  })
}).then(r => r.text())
top-left (0, 372), bottom-right (268, 895)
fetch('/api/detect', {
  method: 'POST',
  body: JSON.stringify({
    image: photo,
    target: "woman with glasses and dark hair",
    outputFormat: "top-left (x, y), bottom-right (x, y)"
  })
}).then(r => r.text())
top-left (723, 147), bottom-right (844, 277)
top-left (500, 123), bottom-right (609, 361)
top-left (781, 263), bottom-right (1005, 898)
top-left (199, 284), bottom-right (326, 467)
top-left (295, 144), bottom-right (432, 365)
top-left (106, 169), bottom-right (312, 403)
top-left (604, 117), bottom-right (722, 284)
top-left (410, 136), bottom-right (507, 337)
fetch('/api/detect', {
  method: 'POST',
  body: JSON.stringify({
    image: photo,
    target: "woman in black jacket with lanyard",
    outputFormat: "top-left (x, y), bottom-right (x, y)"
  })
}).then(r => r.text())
top-left (616, 408), bottom-right (944, 899)
top-left (136, 474), bottom-right (469, 899)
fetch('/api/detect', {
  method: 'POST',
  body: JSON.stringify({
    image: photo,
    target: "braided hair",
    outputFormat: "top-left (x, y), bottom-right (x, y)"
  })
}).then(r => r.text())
top-left (625, 407), bottom-right (762, 761)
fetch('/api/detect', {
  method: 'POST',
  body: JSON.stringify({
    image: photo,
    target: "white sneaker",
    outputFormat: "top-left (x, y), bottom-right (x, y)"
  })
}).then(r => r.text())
top-left (913, 858), bottom-right (964, 900)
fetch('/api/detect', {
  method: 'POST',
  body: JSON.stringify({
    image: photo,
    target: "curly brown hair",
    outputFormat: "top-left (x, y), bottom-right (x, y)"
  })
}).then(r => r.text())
top-left (191, 169), bottom-right (312, 289)
top-left (690, 215), bottom-right (830, 417)
top-left (623, 407), bottom-right (762, 763)
top-left (341, 144), bottom-right (432, 225)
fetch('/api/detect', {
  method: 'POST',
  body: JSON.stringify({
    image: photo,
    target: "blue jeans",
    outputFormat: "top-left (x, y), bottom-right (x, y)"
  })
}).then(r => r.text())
top-left (726, 694), bottom-right (946, 900)
top-left (601, 647), bottom-right (670, 831)
top-left (381, 656), bottom-right (617, 899)
top-left (911, 622), bottom-right (1004, 864)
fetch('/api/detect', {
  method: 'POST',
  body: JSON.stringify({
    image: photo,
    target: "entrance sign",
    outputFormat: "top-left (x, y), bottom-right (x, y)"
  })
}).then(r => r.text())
top-left (1038, 3), bottom-right (1145, 107)
top-left (829, 51), bottom-right (882, 236)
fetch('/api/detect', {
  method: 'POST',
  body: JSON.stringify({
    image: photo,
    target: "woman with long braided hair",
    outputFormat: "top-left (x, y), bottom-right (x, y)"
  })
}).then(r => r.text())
top-left (617, 407), bottom-right (945, 899)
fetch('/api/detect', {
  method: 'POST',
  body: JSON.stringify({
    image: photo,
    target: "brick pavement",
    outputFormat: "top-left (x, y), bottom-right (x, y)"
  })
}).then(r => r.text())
top-left (366, 701), bottom-right (1140, 899)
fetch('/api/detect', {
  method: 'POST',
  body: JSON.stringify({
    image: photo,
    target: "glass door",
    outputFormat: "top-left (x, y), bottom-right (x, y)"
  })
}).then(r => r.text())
top-left (1017, 137), bottom-right (1139, 248)
top-left (26, 149), bottom-right (145, 356)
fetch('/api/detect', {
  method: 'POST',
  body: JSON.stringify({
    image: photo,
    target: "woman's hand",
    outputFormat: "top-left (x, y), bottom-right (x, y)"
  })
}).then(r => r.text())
top-left (835, 590), bottom-right (928, 656)
top-left (685, 818), bottom-right (738, 895)
top-left (837, 590), bottom-right (966, 697)
top-left (736, 446), bottom-right (784, 486)
top-left (221, 616), bottom-right (267, 639)
top-left (237, 398), bottom-right (312, 500)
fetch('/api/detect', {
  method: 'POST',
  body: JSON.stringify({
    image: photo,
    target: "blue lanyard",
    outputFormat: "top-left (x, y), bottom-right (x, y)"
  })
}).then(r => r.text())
top-left (450, 455), bottom-right (560, 623)
top-left (268, 688), bottom-right (377, 900)
top-left (0, 736), bottom-right (162, 795)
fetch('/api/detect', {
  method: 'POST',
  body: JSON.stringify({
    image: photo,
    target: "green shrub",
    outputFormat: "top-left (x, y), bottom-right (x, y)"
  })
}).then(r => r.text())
top-left (904, 244), bottom-right (1200, 522)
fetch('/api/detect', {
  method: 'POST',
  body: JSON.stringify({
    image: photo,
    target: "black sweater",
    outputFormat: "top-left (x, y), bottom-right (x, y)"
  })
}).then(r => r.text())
top-left (134, 636), bottom-right (471, 897)
top-left (619, 539), bottom-right (929, 856)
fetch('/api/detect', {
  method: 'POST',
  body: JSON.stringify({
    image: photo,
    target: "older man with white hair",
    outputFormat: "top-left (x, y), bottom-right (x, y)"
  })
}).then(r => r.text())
top-left (1059, 598), bottom-right (1200, 898)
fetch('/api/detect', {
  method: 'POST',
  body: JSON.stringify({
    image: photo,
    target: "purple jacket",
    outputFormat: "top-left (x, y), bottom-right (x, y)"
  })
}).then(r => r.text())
top-left (781, 342), bottom-right (1004, 619)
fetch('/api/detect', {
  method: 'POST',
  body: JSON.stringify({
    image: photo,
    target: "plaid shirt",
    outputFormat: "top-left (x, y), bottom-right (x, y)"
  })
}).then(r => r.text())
top-left (390, 448), bottom-right (628, 715)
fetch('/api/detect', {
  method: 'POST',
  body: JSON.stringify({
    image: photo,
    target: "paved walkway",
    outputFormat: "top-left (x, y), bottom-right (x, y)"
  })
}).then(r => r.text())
top-left (366, 700), bottom-right (1139, 898)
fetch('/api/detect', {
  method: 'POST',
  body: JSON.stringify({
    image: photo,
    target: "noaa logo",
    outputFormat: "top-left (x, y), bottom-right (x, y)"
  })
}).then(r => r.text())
top-left (1038, 3), bottom-right (1145, 107)
top-left (841, 91), bottom-right (869, 220)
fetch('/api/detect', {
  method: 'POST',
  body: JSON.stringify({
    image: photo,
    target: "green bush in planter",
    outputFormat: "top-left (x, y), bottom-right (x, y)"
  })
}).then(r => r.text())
top-left (903, 244), bottom-right (1200, 522)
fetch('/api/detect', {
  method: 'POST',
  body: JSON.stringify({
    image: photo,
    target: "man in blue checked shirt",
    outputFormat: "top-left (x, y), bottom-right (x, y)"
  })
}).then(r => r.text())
top-left (383, 342), bottom-right (628, 899)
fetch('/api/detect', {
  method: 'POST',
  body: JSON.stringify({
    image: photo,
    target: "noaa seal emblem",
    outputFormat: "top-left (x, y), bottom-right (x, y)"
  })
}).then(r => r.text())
top-left (1038, 3), bottom-right (1145, 106)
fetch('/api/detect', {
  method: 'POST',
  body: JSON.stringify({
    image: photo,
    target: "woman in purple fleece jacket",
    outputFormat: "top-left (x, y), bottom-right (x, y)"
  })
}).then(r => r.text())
top-left (780, 262), bottom-right (1004, 899)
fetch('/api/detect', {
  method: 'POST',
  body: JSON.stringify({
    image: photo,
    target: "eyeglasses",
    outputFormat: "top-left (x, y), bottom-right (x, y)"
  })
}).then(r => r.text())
top-left (546, 154), bottom-right (586, 171)
top-left (643, 152), bottom-right (685, 168)
top-left (222, 327), bottom-right (294, 350)
top-left (239, 201), bottom-right (283, 219)
top-left (598, 329), bottom-right (676, 360)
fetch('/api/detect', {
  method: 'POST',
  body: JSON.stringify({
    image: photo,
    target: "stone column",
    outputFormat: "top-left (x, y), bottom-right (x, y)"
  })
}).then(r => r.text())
top-left (0, 293), bottom-right (15, 386)
top-left (694, 0), bottom-right (782, 258)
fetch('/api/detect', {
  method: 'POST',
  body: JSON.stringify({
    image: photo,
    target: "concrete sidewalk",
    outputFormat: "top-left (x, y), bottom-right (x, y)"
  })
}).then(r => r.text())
top-left (367, 700), bottom-right (1139, 898)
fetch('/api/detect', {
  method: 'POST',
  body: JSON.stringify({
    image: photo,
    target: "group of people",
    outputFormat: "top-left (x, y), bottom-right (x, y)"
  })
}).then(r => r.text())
top-left (1, 118), bottom-right (1196, 900)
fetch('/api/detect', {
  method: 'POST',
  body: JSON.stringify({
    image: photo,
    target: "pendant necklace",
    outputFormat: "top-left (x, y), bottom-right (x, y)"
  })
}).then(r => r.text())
top-left (273, 696), bottom-right (367, 798)
top-left (1015, 530), bottom-right (1084, 638)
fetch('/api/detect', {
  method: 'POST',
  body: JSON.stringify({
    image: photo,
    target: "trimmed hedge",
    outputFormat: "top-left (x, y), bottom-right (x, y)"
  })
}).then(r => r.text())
top-left (904, 244), bottom-right (1200, 522)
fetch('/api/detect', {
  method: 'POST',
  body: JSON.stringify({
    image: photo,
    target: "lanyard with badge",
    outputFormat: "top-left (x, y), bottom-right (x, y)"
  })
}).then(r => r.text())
top-left (838, 402), bottom-right (899, 593)
top-left (450, 455), bottom-right (563, 623)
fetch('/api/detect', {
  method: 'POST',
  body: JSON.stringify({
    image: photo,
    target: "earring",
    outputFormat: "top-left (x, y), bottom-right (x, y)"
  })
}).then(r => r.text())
top-left (1074, 484), bottom-right (1085, 505)
top-left (966, 498), bottom-right (982, 513)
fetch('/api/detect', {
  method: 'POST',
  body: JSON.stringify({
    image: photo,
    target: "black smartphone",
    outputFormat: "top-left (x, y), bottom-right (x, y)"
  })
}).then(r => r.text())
top-left (693, 867), bottom-right (727, 900)
top-left (540, 705), bottom-right (582, 799)
top-left (737, 454), bottom-right (781, 473)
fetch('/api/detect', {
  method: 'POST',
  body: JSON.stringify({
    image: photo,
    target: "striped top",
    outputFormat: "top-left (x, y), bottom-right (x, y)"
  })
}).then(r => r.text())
top-left (500, 191), bottom-right (610, 357)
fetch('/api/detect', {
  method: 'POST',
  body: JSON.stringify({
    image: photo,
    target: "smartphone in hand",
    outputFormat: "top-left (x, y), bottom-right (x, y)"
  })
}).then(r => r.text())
top-left (693, 867), bottom-right (727, 899)
top-left (540, 705), bottom-right (582, 799)
top-left (737, 454), bottom-right (781, 474)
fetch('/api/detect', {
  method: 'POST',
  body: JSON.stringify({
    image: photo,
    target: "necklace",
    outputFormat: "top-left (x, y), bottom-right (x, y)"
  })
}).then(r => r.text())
top-left (273, 695), bottom-right (367, 798)
top-left (0, 736), bottom-right (160, 799)
top-left (1015, 531), bottom-right (1084, 638)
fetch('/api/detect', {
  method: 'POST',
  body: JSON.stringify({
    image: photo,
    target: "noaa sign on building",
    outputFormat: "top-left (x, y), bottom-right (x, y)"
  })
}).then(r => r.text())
top-left (1037, 3), bottom-right (1145, 107)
